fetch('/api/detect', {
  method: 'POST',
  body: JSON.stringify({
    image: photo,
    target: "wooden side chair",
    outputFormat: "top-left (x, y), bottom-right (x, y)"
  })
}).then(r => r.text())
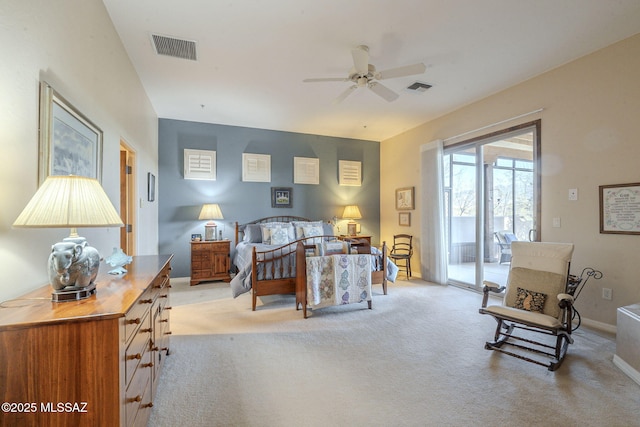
top-left (388, 234), bottom-right (413, 278)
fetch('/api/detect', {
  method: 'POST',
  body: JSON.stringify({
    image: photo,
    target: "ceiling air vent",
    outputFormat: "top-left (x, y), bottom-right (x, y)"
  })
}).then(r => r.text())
top-left (151, 34), bottom-right (197, 61)
top-left (406, 81), bottom-right (432, 92)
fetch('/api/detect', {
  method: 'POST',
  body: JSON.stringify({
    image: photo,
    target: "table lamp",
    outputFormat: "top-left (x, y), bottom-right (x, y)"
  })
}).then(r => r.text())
top-left (199, 203), bottom-right (224, 241)
top-left (342, 205), bottom-right (362, 236)
top-left (13, 175), bottom-right (124, 302)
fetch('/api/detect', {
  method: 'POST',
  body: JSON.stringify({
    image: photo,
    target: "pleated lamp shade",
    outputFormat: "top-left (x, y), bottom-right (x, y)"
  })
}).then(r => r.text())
top-left (13, 175), bottom-right (124, 228)
top-left (198, 203), bottom-right (224, 220)
top-left (342, 205), bottom-right (362, 220)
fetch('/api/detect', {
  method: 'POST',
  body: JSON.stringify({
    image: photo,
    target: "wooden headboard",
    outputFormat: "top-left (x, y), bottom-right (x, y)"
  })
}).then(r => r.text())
top-left (234, 216), bottom-right (312, 246)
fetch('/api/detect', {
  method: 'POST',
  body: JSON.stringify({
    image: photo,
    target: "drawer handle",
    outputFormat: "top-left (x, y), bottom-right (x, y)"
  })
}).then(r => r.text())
top-left (165, 306), bottom-right (172, 310)
top-left (142, 362), bottom-right (154, 368)
top-left (161, 347), bottom-right (169, 352)
top-left (140, 328), bottom-right (152, 333)
top-left (128, 318), bottom-right (141, 325)
top-left (140, 299), bottom-right (153, 304)
top-left (142, 402), bottom-right (154, 409)
top-left (160, 294), bottom-right (168, 298)
top-left (160, 319), bottom-right (168, 323)
top-left (127, 353), bottom-right (142, 360)
top-left (165, 331), bottom-right (172, 335)
top-left (151, 346), bottom-right (159, 352)
top-left (129, 395), bottom-right (142, 403)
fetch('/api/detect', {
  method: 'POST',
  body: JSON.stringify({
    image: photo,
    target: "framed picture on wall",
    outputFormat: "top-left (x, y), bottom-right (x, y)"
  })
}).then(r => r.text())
top-left (38, 81), bottom-right (103, 185)
top-left (396, 187), bottom-right (415, 210)
top-left (599, 182), bottom-right (640, 234)
top-left (147, 173), bottom-right (156, 202)
top-left (399, 212), bottom-right (411, 226)
top-left (271, 187), bottom-right (292, 208)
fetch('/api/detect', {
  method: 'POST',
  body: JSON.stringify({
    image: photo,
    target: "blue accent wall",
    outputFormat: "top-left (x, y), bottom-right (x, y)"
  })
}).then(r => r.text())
top-left (158, 119), bottom-right (381, 278)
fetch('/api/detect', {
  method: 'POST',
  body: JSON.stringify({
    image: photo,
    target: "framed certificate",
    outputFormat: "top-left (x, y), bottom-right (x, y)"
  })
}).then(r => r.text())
top-left (599, 182), bottom-right (640, 234)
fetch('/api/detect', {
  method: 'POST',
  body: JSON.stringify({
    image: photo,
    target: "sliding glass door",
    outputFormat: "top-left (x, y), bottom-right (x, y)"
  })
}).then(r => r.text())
top-left (444, 121), bottom-right (540, 291)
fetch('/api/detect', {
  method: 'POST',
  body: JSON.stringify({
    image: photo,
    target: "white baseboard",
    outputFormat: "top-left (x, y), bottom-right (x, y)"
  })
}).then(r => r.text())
top-left (613, 355), bottom-right (640, 387)
top-left (581, 317), bottom-right (616, 334)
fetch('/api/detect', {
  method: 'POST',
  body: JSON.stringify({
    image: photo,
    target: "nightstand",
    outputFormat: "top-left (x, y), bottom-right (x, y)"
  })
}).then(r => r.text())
top-left (190, 240), bottom-right (231, 285)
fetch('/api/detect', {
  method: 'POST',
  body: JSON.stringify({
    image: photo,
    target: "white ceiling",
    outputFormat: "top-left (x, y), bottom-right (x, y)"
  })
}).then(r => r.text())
top-left (102, 0), bottom-right (640, 142)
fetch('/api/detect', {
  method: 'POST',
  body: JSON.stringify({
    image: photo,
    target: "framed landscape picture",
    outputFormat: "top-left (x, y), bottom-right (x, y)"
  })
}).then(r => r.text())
top-left (38, 81), bottom-right (103, 185)
top-left (271, 187), bottom-right (292, 208)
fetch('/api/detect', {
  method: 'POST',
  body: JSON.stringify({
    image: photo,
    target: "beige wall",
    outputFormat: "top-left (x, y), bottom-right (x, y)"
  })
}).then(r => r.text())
top-left (381, 33), bottom-right (640, 327)
top-left (0, 0), bottom-right (158, 301)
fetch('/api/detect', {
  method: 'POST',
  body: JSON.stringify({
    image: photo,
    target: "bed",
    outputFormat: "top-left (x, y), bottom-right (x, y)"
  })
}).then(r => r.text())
top-left (231, 216), bottom-right (396, 311)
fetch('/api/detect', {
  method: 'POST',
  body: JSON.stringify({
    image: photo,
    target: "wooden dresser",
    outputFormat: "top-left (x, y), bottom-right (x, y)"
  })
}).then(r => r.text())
top-left (0, 254), bottom-right (173, 427)
top-left (190, 240), bottom-right (231, 285)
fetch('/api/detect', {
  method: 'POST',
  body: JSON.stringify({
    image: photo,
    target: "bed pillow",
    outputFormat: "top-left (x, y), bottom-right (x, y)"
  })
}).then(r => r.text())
top-left (302, 225), bottom-right (323, 244)
top-left (243, 224), bottom-right (263, 243)
top-left (292, 221), bottom-right (323, 240)
top-left (260, 222), bottom-right (295, 245)
top-left (322, 222), bottom-right (335, 239)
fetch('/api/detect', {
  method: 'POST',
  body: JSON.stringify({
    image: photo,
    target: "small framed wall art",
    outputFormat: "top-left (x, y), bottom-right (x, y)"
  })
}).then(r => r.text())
top-left (399, 212), bottom-right (411, 226)
top-left (396, 187), bottom-right (415, 210)
top-left (271, 187), bottom-right (292, 208)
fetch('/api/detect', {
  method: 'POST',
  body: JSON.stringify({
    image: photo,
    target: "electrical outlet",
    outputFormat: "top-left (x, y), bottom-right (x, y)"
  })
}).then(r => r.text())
top-left (602, 288), bottom-right (612, 300)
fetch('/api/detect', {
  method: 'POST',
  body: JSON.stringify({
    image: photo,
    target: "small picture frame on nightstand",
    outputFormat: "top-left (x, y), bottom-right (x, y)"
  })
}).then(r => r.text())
top-left (191, 234), bottom-right (202, 242)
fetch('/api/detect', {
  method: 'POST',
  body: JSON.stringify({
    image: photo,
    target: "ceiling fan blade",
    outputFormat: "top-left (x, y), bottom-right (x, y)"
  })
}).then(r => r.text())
top-left (368, 82), bottom-right (399, 102)
top-left (351, 45), bottom-right (369, 76)
top-left (303, 77), bottom-right (349, 83)
top-left (376, 63), bottom-right (426, 80)
top-left (333, 85), bottom-right (358, 104)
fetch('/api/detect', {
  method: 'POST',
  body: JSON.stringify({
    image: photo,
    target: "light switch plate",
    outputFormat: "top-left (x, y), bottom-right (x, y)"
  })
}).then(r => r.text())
top-left (568, 188), bottom-right (578, 201)
top-left (553, 217), bottom-right (561, 228)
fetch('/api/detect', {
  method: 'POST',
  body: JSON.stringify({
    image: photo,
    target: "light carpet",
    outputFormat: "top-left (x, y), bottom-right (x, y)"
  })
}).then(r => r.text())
top-left (149, 278), bottom-right (640, 427)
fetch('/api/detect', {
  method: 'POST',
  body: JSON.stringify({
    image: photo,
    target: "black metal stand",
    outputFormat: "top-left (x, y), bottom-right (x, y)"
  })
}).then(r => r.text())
top-left (566, 268), bottom-right (603, 331)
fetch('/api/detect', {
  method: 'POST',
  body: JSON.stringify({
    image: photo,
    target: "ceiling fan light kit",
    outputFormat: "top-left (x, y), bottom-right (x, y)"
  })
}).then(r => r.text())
top-left (304, 45), bottom-right (427, 103)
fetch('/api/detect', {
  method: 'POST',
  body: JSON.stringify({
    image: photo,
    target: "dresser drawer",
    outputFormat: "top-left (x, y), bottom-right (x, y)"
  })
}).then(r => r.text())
top-left (125, 347), bottom-right (153, 427)
top-left (125, 292), bottom-right (155, 343)
top-left (192, 250), bottom-right (211, 259)
top-left (192, 243), bottom-right (211, 252)
top-left (125, 311), bottom-right (151, 385)
top-left (151, 267), bottom-right (170, 291)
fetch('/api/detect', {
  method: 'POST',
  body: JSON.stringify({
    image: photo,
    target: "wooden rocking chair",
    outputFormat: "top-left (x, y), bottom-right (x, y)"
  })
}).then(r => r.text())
top-left (479, 241), bottom-right (575, 371)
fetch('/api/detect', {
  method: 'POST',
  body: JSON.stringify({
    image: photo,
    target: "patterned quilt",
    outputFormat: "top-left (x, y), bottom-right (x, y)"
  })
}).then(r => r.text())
top-left (305, 254), bottom-right (372, 309)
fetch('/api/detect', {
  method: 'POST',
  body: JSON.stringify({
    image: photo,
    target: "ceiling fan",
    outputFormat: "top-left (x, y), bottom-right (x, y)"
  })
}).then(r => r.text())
top-left (303, 45), bottom-right (426, 103)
